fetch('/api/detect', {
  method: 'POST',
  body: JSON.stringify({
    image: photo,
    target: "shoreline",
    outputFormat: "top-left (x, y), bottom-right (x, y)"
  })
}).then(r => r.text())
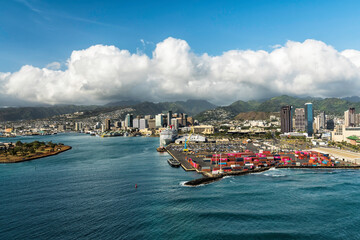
top-left (0, 146), bottom-right (72, 164)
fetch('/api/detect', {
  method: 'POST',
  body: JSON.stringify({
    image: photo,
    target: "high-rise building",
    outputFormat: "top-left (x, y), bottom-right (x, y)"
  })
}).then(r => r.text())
top-left (125, 114), bottom-right (133, 128)
top-left (155, 114), bottom-right (164, 128)
top-left (345, 108), bottom-right (356, 127)
top-left (75, 122), bottom-right (83, 131)
top-left (139, 119), bottom-right (148, 130)
top-left (182, 114), bottom-right (188, 126)
top-left (171, 118), bottom-right (179, 130)
top-left (104, 119), bottom-right (111, 131)
top-left (305, 103), bottom-right (314, 136)
top-left (148, 119), bottom-right (156, 129)
top-left (133, 118), bottom-right (140, 129)
top-left (326, 119), bottom-right (334, 130)
top-left (280, 106), bottom-right (292, 133)
top-left (319, 111), bottom-right (326, 129)
top-left (294, 108), bottom-right (305, 131)
top-left (167, 111), bottom-right (172, 127)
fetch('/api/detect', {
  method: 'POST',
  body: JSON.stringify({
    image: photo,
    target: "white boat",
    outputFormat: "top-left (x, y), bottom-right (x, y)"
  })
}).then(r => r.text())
top-left (160, 128), bottom-right (178, 146)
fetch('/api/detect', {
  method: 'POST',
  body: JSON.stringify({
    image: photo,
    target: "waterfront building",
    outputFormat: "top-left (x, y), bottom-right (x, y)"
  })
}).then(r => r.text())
top-left (125, 114), bottom-right (133, 128)
top-left (139, 119), bottom-right (148, 130)
top-left (75, 122), bottom-right (83, 131)
top-left (294, 108), bottom-right (305, 131)
top-left (280, 106), bottom-right (292, 133)
top-left (148, 119), bottom-right (156, 129)
top-left (171, 118), bottom-right (179, 130)
top-left (332, 125), bottom-right (360, 143)
top-left (155, 114), bottom-right (164, 128)
top-left (305, 103), bottom-right (314, 136)
top-left (167, 111), bottom-right (172, 127)
top-left (133, 118), bottom-right (140, 129)
top-left (104, 119), bottom-right (111, 131)
top-left (145, 115), bottom-right (152, 120)
top-left (114, 121), bottom-right (121, 128)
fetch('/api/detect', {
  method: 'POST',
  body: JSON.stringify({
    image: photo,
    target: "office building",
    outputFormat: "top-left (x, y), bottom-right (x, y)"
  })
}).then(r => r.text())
top-left (148, 119), bottom-right (156, 129)
top-left (345, 108), bottom-right (356, 127)
top-left (125, 114), bottom-right (133, 128)
top-left (139, 119), bottom-right (148, 130)
top-left (167, 111), bottom-right (172, 127)
top-left (133, 118), bottom-right (140, 129)
top-left (171, 118), bottom-right (179, 130)
top-left (280, 106), bottom-right (292, 133)
top-left (305, 103), bottom-right (314, 136)
top-left (155, 114), bottom-right (164, 128)
top-left (294, 108), bottom-right (305, 131)
top-left (104, 119), bottom-right (111, 131)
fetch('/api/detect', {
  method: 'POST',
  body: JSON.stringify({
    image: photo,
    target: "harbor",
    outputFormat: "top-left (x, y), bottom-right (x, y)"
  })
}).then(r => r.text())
top-left (163, 141), bottom-right (360, 186)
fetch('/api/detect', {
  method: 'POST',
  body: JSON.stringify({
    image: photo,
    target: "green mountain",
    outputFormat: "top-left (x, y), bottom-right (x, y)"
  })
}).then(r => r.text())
top-left (0, 100), bottom-right (217, 122)
top-left (195, 95), bottom-right (360, 122)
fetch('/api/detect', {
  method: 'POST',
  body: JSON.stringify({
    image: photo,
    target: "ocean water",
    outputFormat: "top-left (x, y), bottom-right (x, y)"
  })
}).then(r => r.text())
top-left (1, 134), bottom-right (360, 240)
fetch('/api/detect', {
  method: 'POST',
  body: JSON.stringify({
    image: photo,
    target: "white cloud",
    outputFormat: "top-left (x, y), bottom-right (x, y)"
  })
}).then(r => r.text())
top-left (2, 37), bottom-right (360, 105)
top-left (46, 62), bottom-right (61, 70)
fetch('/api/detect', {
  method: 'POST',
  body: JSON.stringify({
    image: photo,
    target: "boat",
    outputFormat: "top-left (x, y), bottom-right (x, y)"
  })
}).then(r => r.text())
top-left (160, 127), bottom-right (178, 146)
top-left (157, 146), bottom-right (167, 152)
top-left (167, 158), bottom-right (181, 167)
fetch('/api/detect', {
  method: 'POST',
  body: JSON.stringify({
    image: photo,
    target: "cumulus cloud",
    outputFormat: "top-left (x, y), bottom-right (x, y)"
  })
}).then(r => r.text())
top-left (46, 61), bottom-right (61, 70)
top-left (2, 37), bottom-right (360, 105)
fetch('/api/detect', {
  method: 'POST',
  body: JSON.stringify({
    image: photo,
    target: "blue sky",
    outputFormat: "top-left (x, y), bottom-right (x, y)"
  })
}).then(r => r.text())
top-left (1, 0), bottom-right (360, 72)
top-left (2, 0), bottom-right (360, 106)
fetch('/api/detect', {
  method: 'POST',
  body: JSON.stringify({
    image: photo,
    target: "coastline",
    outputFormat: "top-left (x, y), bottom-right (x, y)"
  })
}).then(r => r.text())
top-left (0, 146), bottom-right (72, 164)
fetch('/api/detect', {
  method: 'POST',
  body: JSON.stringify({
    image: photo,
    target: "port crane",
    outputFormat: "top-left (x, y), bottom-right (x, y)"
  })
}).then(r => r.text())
top-left (183, 126), bottom-right (194, 152)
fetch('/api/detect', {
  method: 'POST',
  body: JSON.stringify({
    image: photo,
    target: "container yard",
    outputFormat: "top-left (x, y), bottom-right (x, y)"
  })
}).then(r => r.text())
top-left (165, 142), bottom-right (360, 180)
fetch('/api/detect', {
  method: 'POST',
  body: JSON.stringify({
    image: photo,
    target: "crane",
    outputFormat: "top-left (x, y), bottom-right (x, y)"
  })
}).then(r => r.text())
top-left (183, 126), bottom-right (194, 152)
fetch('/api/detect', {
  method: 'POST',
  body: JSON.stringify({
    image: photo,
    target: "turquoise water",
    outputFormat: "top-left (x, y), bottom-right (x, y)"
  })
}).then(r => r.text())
top-left (1, 134), bottom-right (359, 240)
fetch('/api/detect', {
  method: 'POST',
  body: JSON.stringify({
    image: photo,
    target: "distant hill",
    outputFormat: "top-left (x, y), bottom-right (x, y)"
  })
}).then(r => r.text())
top-left (234, 112), bottom-right (279, 120)
top-left (195, 95), bottom-right (360, 122)
top-left (342, 96), bottom-right (360, 103)
top-left (0, 105), bottom-right (100, 122)
top-left (0, 99), bottom-right (216, 122)
top-left (105, 100), bottom-right (141, 107)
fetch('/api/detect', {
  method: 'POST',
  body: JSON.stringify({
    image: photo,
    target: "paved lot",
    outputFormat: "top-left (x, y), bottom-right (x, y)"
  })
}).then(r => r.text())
top-left (311, 147), bottom-right (360, 165)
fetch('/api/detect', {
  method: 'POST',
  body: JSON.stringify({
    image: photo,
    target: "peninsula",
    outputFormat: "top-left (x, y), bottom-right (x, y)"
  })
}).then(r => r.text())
top-left (0, 140), bottom-right (71, 163)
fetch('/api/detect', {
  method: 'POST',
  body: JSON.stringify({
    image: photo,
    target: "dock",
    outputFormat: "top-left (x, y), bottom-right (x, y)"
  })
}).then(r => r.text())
top-left (166, 148), bottom-right (196, 171)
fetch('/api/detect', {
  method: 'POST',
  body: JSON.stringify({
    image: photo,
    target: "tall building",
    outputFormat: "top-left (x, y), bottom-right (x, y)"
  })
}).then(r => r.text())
top-left (280, 106), bottom-right (292, 133)
top-left (326, 119), bottom-right (334, 130)
top-left (75, 122), bottom-right (83, 131)
top-left (148, 119), bottom-right (156, 129)
top-left (139, 119), bottom-right (148, 130)
top-left (167, 111), bottom-right (172, 127)
top-left (125, 114), bottom-right (133, 128)
top-left (294, 108), bottom-right (305, 131)
top-left (318, 111), bottom-right (326, 129)
top-left (133, 118), bottom-right (140, 129)
top-left (171, 118), bottom-right (179, 130)
top-left (182, 114), bottom-right (188, 126)
top-left (345, 108), bottom-right (356, 127)
top-left (104, 119), bottom-right (111, 131)
top-left (155, 114), bottom-right (164, 128)
top-left (305, 103), bottom-right (314, 136)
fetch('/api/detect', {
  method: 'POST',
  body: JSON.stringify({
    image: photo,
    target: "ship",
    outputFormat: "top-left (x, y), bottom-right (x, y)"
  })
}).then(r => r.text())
top-left (159, 127), bottom-right (178, 146)
top-left (167, 158), bottom-right (181, 167)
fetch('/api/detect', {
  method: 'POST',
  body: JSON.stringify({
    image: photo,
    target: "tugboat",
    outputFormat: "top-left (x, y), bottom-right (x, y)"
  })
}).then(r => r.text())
top-left (167, 158), bottom-right (181, 167)
top-left (157, 146), bottom-right (167, 152)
